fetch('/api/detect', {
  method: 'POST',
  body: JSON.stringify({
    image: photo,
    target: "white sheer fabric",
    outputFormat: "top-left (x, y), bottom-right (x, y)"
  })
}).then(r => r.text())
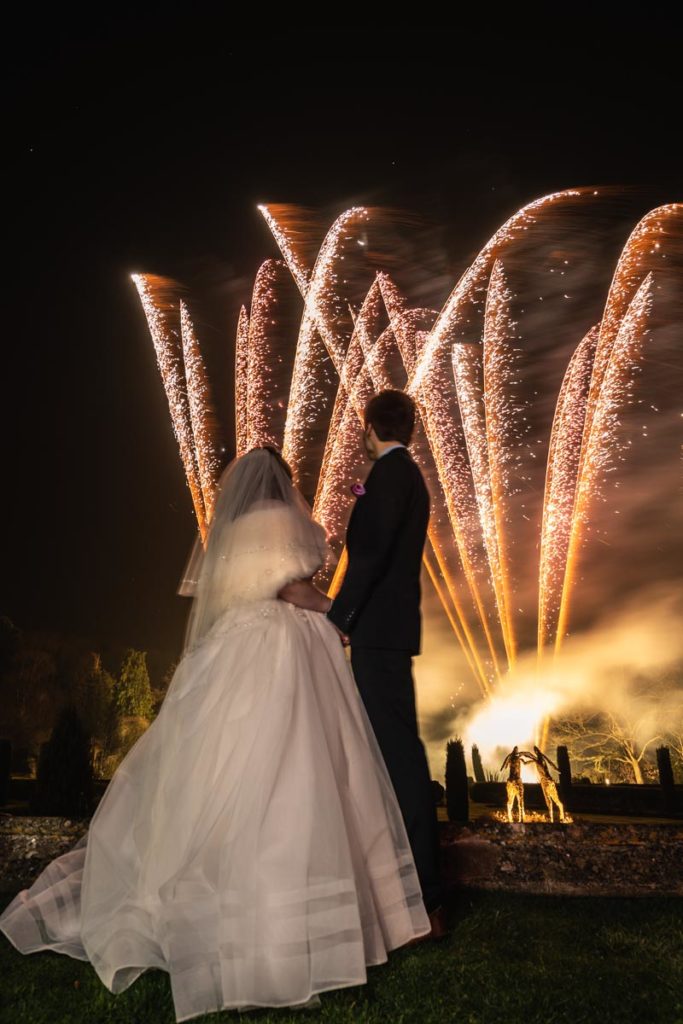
top-left (0, 481), bottom-right (431, 1020)
top-left (177, 446), bottom-right (333, 656)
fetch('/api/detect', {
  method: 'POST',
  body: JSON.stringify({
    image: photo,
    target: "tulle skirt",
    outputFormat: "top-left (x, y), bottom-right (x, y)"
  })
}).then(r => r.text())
top-left (0, 600), bottom-right (431, 1020)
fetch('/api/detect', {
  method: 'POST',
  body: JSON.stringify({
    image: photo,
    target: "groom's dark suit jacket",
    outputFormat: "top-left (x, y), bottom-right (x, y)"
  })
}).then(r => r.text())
top-left (326, 446), bottom-right (430, 654)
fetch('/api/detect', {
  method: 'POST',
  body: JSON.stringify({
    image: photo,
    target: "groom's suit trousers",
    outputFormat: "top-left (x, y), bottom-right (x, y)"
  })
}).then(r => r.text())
top-left (351, 647), bottom-right (443, 914)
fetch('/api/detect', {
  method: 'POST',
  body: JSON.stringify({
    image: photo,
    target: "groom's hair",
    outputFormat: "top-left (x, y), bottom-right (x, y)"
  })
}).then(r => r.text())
top-left (364, 390), bottom-right (415, 446)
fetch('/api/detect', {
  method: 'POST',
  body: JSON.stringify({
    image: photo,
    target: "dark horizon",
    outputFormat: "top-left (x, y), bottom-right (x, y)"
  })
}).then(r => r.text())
top-left (4, 21), bottom-right (681, 681)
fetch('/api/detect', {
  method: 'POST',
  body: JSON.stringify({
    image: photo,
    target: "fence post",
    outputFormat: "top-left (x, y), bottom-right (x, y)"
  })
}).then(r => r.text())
top-left (557, 745), bottom-right (573, 811)
top-left (656, 746), bottom-right (675, 818)
top-left (446, 738), bottom-right (469, 823)
top-left (0, 738), bottom-right (10, 806)
top-left (471, 744), bottom-right (485, 783)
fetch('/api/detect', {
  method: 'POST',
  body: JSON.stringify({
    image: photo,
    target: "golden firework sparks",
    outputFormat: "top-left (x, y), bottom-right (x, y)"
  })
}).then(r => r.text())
top-left (555, 274), bottom-right (656, 652)
top-left (483, 258), bottom-right (531, 667)
top-left (537, 327), bottom-right (598, 656)
top-left (245, 259), bottom-right (288, 451)
top-left (234, 305), bottom-right (249, 457)
top-left (180, 301), bottom-right (222, 522)
top-left (132, 274), bottom-right (208, 540)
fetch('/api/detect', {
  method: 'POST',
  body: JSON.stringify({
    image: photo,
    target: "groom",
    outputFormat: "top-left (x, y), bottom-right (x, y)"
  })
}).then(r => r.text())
top-left (281, 389), bottom-right (446, 938)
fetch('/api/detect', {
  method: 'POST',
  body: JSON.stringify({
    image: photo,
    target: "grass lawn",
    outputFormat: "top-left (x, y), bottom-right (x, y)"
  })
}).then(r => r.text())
top-left (1, 890), bottom-right (681, 1024)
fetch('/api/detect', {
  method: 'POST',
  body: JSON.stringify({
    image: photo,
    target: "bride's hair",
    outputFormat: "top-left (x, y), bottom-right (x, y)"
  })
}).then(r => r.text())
top-left (251, 445), bottom-right (293, 483)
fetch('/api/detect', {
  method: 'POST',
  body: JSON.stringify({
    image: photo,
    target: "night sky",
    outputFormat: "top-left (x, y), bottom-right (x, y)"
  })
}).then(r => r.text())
top-left (4, 19), bottom-right (681, 683)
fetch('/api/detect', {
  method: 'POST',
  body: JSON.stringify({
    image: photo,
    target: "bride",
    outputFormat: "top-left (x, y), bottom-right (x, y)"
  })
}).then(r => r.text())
top-left (0, 446), bottom-right (431, 1020)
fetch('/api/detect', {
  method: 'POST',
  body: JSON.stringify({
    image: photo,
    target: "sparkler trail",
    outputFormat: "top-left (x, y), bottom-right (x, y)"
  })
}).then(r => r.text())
top-left (245, 260), bottom-right (289, 451)
top-left (536, 203), bottom-right (682, 748)
top-left (557, 206), bottom-right (683, 643)
top-left (132, 274), bottom-right (208, 540)
top-left (537, 326), bottom-right (598, 656)
top-left (234, 306), bottom-right (249, 458)
top-left (584, 206), bottom-right (680, 426)
top-left (398, 191), bottom-right (599, 689)
top-left (267, 206), bottom-right (370, 474)
top-left (407, 189), bottom-right (589, 395)
top-left (312, 278), bottom-right (384, 545)
top-left (483, 259), bottom-right (529, 667)
top-left (180, 301), bottom-right (222, 522)
top-left (554, 274), bottom-right (655, 653)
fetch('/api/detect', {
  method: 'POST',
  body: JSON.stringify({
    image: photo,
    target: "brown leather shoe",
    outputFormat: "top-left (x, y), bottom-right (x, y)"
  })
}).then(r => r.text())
top-left (405, 904), bottom-right (449, 947)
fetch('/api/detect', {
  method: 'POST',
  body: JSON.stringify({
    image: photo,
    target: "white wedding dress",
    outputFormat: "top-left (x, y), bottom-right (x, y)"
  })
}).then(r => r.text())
top-left (0, 503), bottom-right (431, 1021)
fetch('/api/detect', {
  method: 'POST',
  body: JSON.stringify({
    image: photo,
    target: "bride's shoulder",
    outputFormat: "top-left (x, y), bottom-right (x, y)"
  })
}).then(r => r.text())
top-left (233, 501), bottom-right (310, 538)
top-left (232, 501), bottom-right (328, 549)
top-left (240, 500), bottom-right (299, 521)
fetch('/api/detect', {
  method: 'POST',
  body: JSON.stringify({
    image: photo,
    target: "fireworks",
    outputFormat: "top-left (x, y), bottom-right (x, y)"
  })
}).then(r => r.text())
top-left (133, 197), bottom-right (682, 712)
top-left (132, 274), bottom-right (210, 541)
top-left (180, 301), bottom-right (222, 522)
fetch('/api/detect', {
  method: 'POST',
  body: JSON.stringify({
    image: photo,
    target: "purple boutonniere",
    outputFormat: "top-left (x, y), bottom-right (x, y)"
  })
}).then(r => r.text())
top-left (350, 482), bottom-right (366, 497)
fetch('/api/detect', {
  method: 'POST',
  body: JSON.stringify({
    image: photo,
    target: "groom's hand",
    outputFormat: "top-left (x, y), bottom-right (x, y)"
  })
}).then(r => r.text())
top-left (279, 582), bottom-right (350, 645)
top-left (331, 623), bottom-right (351, 647)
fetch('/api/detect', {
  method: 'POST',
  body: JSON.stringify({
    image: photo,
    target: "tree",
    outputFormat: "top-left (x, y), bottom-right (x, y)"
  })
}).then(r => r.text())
top-left (445, 737), bottom-right (469, 822)
top-left (113, 649), bottom-right (153, 720)
top-left (471, 744), bottom-right (485, 783)
top-left (664, 730), bottom-right (683, 783)
top-left (0, 615), bottom-right (20, 675)
top-left (151, 658), bottom-right (179, 715)
top-left (161, 659), bottom-right (179, 692)
top-left (31, 703), bottom-right (93, 817)
top-left (553, 709), bottom-right (660, 784)
top-left (1, 646), bottom-right (59, 759)
top-left (104, 650), bottom-right (154, 775)
top-left (75, 653), bottom-right (115, 745)
top-left (0, 627), bottom-right (105, 763)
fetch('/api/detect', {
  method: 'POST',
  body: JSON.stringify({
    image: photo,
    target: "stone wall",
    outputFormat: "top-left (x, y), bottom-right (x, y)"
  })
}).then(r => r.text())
top-left (0, 814), bottom-right (88, 895)
top-left (442, 819), bottom-right (683, 897)
top-left (1, 814), bottom-right (682, 900)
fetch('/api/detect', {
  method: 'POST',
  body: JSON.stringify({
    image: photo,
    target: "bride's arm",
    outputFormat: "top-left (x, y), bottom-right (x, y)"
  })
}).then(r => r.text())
top-left (278, 577), bottom-right (331, 613)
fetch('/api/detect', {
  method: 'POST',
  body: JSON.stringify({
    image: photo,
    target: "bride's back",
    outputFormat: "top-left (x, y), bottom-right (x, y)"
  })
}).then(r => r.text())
top-left (206, 500), bottom-right (329, 608)
top-left (180, 450), bottom-right (330, 650)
